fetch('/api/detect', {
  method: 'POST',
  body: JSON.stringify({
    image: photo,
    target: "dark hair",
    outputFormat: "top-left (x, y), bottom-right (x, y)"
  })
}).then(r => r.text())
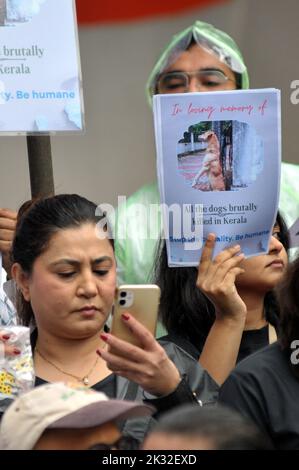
top-left (12, 194), bottom-right (112, 326)
top-left (275, 211), bottom-right (289, 252)
top-left (148, 403), bottom-right (273, 450)
top-left (155, 212), bottom-right (289, 350)
top-left (278, 256), bottom-right (299, 354)
top-left (155, 240), bottom-right (214, 350)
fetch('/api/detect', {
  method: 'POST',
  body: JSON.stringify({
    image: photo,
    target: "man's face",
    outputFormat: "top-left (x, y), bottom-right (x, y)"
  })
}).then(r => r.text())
top-left (157, 43), bottom-right (237, 94)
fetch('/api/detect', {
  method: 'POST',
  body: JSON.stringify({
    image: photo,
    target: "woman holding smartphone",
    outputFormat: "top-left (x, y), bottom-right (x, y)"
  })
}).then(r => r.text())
top-left (0, 194), bottom-right (220, 445)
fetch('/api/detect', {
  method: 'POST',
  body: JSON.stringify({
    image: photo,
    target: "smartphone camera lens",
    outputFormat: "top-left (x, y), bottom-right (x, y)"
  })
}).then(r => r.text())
top-left (119, 299), bottom-right (126, 306)
top-left (120, 291), bottom-right (127, 298)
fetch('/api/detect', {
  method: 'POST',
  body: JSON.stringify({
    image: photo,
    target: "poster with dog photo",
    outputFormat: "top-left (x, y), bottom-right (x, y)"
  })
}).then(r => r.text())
top-left (177, 121), bottom-right (263, 192)
top-left (153, 89), bottom-right (280, 266)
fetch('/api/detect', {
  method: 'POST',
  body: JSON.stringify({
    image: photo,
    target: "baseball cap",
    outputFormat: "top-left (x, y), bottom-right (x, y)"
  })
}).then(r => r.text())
top-left (0, 382), bottom-right (154, 450)
top-left (146, 20), bottom-right (249, 105)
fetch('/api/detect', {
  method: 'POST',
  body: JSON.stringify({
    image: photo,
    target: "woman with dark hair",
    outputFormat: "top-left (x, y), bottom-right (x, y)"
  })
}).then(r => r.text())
top-left (156, 212), bottom-right (289, 384)
top-left (219, 254), bottom-right (299, 449)
top-left (0, 194), bottom-right (219, 445)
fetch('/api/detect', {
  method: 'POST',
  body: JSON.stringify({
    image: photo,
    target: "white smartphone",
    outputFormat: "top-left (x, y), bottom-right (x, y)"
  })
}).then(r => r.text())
top-left (110, 284), bottom-right (160, 347)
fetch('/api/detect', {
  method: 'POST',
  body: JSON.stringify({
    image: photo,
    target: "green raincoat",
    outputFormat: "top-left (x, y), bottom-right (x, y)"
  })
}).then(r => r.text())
top-left (114, 21), bottom-right (299, 285)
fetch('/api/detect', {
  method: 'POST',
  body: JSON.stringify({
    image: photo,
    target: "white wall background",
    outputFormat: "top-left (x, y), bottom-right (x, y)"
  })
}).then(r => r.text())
top-left (1, 0), bottom-right (298, 210)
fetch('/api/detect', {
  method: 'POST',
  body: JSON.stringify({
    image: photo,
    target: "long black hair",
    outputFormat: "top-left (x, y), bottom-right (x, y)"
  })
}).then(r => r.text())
top-left (155, 212), bottom-right (289, 350)
top-left (278, 255), bottom-right (299, 379)
top-left (278, 256), bottom-right (299, 350)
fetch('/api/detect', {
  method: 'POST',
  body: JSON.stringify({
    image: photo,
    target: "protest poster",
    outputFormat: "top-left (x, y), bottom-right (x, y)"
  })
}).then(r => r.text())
top-left (0, 0), bottom-right (83, 133)
top-left (153, 89), bottom-right (281, 266)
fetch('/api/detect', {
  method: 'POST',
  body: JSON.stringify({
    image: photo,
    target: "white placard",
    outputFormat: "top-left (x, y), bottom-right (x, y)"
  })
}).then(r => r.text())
top-left (0, 0), bottom-right (84, 133)
top-left (154, 89), bottom-right (281, 266)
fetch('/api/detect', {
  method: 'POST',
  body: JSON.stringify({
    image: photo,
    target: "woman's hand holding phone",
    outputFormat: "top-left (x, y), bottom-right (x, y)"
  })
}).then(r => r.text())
top-left (96, 314), bottom-right (181, 397)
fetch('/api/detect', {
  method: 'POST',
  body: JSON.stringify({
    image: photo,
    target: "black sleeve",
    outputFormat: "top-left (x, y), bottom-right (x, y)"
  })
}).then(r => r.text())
top-left (142, 341), bottom-right (220, 418)
top-left (160, 340), bottom-right (219, 406)
top-left (143, 375), bottom-right (200, 417)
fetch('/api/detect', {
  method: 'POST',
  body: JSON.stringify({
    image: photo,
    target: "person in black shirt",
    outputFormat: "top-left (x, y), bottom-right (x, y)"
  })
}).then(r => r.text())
top-left (219, 255), bottom-right (299, 449)
top-left (156, 212), bottom-right (289, 384)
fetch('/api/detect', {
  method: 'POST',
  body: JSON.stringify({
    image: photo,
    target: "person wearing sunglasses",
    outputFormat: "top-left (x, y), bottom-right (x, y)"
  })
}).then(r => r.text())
top-left (114, 20), bottom-right (299, 287)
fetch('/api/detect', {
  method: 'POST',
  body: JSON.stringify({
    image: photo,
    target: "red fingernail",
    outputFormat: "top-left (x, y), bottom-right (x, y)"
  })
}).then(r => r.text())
top-left (100, 333), bottom-right (109, 342)
top-left (96, 349), bottom-right (102, 357)
top-left (2, 335), bottom-right (10, 340)
top-left (122, 313), bottom-right (130, 321)
top-left (13, 348), bottom-right (21, 355)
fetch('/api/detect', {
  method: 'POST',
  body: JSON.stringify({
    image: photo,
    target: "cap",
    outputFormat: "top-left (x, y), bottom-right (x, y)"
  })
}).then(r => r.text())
top-left (146, 20), bottom-right (249, 105)
top-left (0, 382), bottom-right (154, 450)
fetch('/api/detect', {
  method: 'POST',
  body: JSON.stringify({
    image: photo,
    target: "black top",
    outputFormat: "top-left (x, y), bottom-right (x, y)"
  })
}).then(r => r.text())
top-left (160, 324), bottom-right (271, 363)
top-left (35, 373), bottom-right (116, 398)
top-left (219, 342), bottom-right (299, 450)
top-left (32, 329), bottom-right (116, 397)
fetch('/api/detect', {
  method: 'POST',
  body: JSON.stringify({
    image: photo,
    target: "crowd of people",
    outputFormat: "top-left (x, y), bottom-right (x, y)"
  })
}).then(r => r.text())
top-left (1, 19), bottom-right (299, 451)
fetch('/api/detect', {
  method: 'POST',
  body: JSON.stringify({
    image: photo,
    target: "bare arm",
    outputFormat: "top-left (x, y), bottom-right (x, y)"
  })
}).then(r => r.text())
top-left (197, 234), bottom-right (247, 385)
